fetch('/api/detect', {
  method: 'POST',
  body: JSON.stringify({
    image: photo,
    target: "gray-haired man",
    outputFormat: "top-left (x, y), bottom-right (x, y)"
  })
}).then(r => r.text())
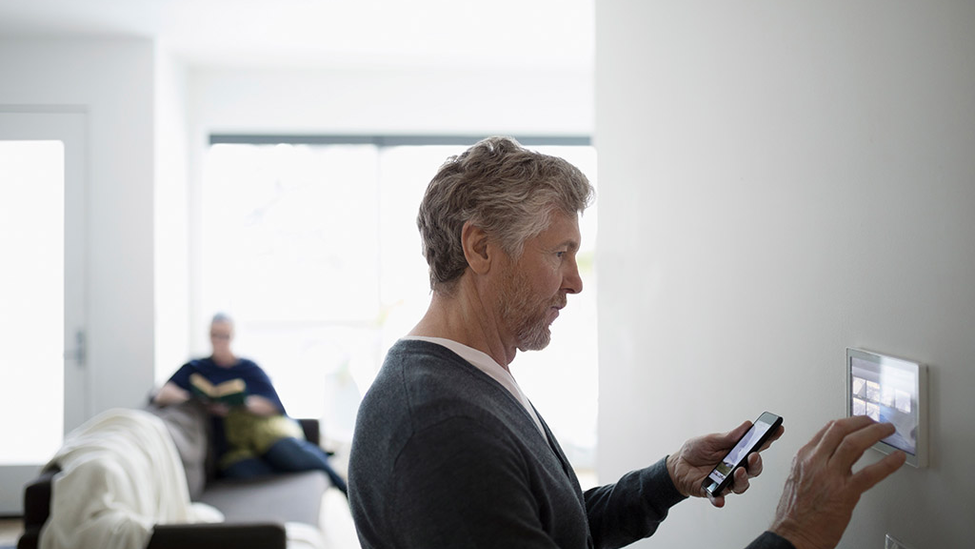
top-left (349, 137), bottom-right (903, 549)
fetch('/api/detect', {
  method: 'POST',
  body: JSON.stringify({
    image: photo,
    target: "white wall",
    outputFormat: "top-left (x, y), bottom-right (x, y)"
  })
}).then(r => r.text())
top-left (189, 66), bottom-right (592, 136)
top-left (595, 2), bottom-right (974, 548)
top-left (154, 47), bottom-right (191, 385)
top-left (0, 38), bottom-right (157, 414)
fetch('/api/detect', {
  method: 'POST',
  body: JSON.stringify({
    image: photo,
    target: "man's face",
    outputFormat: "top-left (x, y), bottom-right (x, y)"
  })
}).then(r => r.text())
top-left (497, 211), bottom-right (583, 352)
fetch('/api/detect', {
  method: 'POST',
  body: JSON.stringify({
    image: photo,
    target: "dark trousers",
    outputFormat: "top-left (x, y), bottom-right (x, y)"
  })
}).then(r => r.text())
top-left (223, 436), bottom-right (349, 495)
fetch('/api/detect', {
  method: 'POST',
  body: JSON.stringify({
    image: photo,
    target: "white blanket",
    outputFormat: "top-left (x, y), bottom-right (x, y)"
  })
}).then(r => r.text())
top-left (40, 408), bottom-right (223, 549)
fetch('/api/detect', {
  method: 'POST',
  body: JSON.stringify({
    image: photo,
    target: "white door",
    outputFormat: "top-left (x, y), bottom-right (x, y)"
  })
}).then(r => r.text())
top-left (0, 110), bottom-right (88, 514)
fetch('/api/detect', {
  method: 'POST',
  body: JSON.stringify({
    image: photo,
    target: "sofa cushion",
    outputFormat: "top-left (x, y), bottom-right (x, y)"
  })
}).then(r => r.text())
top-left (144, 400), bottom-right (211, 500)
top-left (199, 470), bottom-right (328, 527)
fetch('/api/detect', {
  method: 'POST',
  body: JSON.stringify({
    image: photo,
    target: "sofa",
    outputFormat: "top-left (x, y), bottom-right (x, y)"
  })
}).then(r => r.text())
top-left (18, 401), bottom-right (333, 549)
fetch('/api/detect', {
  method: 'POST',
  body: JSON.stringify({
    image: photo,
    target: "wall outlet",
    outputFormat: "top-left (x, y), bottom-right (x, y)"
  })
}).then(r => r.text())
top-left (885, 534), bottom-right (912, 549)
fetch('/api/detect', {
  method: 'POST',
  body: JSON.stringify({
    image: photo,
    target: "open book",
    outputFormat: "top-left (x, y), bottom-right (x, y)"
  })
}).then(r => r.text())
top-left (188, 373), bottom-right (248, 407)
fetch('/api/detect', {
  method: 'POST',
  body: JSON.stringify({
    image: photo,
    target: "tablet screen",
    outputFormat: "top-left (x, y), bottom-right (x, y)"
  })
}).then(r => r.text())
top-left (847, 348), bottom-right (925, 466)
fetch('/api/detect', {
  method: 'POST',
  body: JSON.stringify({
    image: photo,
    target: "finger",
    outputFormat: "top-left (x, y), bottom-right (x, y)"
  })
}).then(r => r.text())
top-left (757, 425), bottom-right (785, 452)
top-left (745, 452), bottom-right (764, 479)
top-left (702, 421), bottom-right (753, 462)
top-left (816, 416), bottom-right (877, 457)
top-left (849, 450), bottom-right (906, 493)
top-left (707, 489), bottom-right (726, 508)
top-left (830, 422), bottom-right (897, 470)
top-left (721, 421), bottom-right (753, 446)
top-left (804, 420), bottom-right (833, 451)
top-left (729, 465), bottom-right (751, 495)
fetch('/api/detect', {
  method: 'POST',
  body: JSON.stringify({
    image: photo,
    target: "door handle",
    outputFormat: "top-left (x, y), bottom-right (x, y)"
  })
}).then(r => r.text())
top-left (64, 329), bottom-right (85, 367)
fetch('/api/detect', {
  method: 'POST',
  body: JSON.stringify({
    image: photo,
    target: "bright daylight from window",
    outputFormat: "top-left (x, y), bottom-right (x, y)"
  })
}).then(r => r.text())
top-left (0, 141), bottom-right (64, 465)
top-left (199, 141), bottom-right (598, 477)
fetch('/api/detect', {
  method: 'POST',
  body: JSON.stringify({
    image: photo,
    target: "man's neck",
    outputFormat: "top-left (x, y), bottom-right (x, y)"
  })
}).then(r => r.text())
top-left (409, 281), bottom-right (517, 370)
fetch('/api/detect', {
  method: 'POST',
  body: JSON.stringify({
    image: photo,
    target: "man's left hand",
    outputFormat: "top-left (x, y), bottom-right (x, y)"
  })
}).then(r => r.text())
top-left (666, 420), bottom-right (785, 508)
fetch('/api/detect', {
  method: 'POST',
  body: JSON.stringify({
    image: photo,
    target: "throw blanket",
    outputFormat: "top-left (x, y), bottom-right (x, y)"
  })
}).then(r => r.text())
top-left (40, 408), bottom-right (223, 549)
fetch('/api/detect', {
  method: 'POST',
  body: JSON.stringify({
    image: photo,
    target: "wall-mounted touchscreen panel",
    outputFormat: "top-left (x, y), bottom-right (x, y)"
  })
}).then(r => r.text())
top-left (847, 348), bottom-right (927, 468)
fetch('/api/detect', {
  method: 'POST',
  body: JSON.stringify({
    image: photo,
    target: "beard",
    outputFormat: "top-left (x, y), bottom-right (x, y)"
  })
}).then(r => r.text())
top-left (497, 264), bottom-right (566, 352)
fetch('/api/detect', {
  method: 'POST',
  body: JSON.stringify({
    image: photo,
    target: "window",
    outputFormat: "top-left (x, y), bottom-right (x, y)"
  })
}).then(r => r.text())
top-left (197, 137), bottom-right (598, 475)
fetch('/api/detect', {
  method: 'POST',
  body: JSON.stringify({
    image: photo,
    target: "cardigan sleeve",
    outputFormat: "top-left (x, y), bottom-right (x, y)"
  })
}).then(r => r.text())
top-left (583, 457), bottom-right (686, 549)
top-left (583, 457), bottom-right (796, 549)
top-left (746, 531), bottom-right (796, 549)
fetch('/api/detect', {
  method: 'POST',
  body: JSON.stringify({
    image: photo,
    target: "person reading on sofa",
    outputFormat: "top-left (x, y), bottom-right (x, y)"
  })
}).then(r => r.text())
top-left (153, 313), bottom-right (348, 496)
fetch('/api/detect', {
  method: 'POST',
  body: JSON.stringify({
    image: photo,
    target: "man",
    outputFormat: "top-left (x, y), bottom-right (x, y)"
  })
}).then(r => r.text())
top-left (348, 137), bottom-right (904, 548)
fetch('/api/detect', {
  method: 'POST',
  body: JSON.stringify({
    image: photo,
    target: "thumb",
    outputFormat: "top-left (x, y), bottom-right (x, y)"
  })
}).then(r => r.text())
top-left (722, 421), bottom-right (752, 445)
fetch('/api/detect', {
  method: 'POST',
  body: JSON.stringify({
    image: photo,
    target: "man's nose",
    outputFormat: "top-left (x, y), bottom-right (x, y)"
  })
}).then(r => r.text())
top-left (564, 258), bottom-right (583, 295)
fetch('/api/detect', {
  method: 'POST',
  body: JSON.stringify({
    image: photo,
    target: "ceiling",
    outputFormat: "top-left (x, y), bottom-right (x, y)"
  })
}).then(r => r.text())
top-left (0, 0), bottom-right (595, 70)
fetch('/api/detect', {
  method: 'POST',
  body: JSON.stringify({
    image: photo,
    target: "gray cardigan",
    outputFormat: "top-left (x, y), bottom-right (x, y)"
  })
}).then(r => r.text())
top-left (349, 339), bottom-right (792, 549)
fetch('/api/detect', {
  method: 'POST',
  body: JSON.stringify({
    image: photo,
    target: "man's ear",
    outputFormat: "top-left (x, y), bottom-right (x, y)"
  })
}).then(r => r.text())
top-left (461, 221), bottom-right (492, 275)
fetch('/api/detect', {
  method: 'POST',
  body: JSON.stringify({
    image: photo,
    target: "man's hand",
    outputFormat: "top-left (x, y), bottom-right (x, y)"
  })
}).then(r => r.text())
top-left (769, 416), bottom-right (905, 549)
top-left (667, 420), bottom-right (785, 508)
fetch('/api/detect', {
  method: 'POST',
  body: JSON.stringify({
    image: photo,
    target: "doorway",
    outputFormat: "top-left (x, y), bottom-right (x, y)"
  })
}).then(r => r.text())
top-left (0, 110), bottom-right (88, 514)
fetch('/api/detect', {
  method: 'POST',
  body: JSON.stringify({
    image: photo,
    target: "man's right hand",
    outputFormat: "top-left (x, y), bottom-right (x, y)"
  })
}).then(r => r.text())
top-left (769, 416), bottom-right (906, 549)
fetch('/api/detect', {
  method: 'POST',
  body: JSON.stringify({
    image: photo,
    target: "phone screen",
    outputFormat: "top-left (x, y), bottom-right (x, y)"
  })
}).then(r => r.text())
top-left (705, 413), bottom-right (780, 492)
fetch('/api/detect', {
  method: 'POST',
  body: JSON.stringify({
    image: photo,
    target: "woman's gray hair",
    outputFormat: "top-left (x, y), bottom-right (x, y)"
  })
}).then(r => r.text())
top-left (211, 312), bottom-right (234, 326)
top-left (417, 136), bottom-right (594, 294)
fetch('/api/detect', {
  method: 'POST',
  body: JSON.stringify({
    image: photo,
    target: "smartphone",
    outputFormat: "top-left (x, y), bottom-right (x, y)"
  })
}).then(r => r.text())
top-left (703, 411), bottom-right (783, 497)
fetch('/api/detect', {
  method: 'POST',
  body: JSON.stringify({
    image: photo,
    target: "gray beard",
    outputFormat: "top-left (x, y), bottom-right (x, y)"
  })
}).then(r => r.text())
top-left (498, 268), bottom-right (556, 352)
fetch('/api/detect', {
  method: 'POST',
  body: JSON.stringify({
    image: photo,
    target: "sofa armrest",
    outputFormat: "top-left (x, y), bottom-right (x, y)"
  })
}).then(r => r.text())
top-left (18, 466), bottom-right (61, 549)
top-left (297, 418), bottom-right (319, 446)
top-left (16, 529), bottom-right (39, 549)
top-left (148, 523), bottom-right (286, 549)
top-left (23, 467), bottom-right (59, 528)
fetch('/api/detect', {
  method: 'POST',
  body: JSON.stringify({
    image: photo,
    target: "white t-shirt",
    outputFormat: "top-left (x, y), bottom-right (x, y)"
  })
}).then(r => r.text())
top-left (403, 336), bottom-right (546, 437)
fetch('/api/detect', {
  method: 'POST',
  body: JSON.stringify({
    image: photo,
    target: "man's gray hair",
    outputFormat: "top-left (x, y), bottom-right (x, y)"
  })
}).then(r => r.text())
top-left (417, 136), bottom-right (594, 294)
